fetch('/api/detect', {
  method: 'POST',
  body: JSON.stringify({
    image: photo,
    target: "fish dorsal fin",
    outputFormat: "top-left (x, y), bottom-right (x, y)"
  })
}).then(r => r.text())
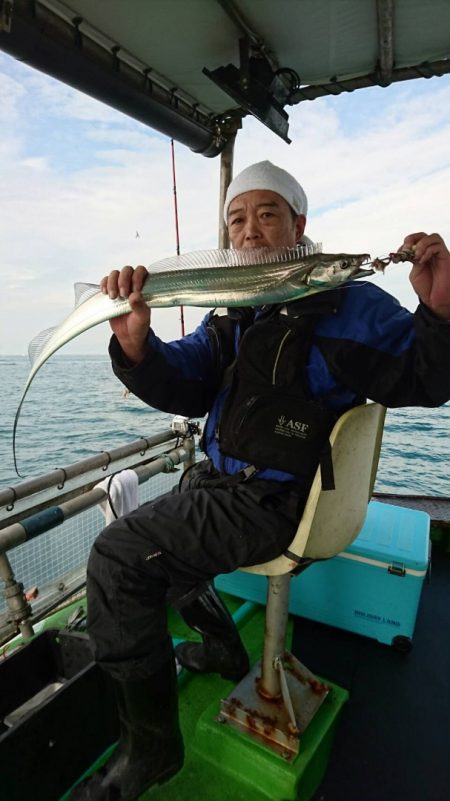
top-left (26, 284), bottom-right (102, 375)
top-left (148, 244), bottom-right (322, 272)
top-left (27, 284), bottom-right (101, 369)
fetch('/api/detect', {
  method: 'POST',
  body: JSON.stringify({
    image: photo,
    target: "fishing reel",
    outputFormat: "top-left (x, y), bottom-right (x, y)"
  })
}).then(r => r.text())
top-left (171, 415), bottom-right (201, 438)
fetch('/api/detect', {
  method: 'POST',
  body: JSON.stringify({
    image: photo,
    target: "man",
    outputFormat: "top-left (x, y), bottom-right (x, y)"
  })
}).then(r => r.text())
top-left (70, 161), bottom-right (450, 800)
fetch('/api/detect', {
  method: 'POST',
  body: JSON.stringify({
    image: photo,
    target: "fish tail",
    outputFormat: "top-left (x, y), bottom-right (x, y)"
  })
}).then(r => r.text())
top-left (13, 392), bottom-right (28, 478)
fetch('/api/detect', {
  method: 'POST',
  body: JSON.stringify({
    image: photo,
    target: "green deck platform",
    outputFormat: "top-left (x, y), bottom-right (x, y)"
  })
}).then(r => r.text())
top-left (52, 596), bottom-right (348, 801)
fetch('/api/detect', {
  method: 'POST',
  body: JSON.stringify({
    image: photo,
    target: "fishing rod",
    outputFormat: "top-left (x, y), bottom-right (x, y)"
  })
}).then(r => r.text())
top-left (170, 138), bottom-right (185, 336)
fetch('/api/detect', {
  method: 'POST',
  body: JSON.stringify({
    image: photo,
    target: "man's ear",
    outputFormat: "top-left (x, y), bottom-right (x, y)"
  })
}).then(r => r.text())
top-left (295, 214), bottom-right (307, 243)
top-left (295, 214), bottom-right (306, 242)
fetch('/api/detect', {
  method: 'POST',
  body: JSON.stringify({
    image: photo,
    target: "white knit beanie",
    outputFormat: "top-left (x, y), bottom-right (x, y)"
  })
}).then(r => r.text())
top-left (223, 160), bottom-right (308, 222)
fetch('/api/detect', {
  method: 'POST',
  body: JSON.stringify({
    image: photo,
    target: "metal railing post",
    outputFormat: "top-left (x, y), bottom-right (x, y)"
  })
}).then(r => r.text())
top-left (182, 435), bottom-right (196, 471)
top-left (0, 552), bottom-right (34, 639)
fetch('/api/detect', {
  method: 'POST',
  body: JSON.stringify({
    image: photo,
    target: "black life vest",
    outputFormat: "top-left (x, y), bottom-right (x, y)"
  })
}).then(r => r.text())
top-left (206, 292), bottom-right (347, 488)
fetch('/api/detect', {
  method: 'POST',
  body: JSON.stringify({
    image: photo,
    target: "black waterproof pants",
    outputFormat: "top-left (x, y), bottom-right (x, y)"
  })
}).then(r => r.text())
top-left (86, 460), bottom-right (306, 679)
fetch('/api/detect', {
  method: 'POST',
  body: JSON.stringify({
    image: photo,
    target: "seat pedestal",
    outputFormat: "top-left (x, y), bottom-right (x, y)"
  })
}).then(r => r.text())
top-left (218, 654), bottom-right (329, 760)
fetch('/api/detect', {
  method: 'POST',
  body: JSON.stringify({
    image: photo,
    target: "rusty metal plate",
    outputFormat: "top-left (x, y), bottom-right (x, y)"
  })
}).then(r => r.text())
top-left (218, 657), bottom-right (329, 760)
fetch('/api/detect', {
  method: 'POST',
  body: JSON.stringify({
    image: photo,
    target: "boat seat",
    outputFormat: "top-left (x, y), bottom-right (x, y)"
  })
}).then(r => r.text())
top-left (219, 402), bottom-right (386, 756)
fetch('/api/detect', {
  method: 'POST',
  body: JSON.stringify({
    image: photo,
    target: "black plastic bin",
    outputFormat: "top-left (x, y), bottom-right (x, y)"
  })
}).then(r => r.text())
top-left (0, 628), bottom-right (119, 801)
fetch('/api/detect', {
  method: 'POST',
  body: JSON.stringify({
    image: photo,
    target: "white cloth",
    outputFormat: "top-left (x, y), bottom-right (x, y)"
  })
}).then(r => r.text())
top-left (96, 469), bottom-right (139, 524)
top-left (223, 160), bottom-right (308, 221)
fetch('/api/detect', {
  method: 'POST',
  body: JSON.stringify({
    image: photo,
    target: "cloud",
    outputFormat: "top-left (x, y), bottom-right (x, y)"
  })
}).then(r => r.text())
top-left (21, 65), bottom-right (127, 124)
top-left (1, 51), bottom-right (449, 356)
top-left (235, 80), bottom-right (450, 217)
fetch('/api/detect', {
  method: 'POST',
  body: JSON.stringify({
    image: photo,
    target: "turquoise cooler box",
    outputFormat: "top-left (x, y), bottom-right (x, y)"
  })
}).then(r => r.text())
top-left (216, 501), bottom-right (430, 649)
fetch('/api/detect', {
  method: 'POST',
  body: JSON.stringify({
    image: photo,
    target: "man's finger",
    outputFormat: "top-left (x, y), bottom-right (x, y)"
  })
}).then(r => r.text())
top-left (132, 265), bottom-right (149, 294)
top-left (117, 265), bottom-right (134, 298)
top-left (399, 232), bottom-right (427, 253)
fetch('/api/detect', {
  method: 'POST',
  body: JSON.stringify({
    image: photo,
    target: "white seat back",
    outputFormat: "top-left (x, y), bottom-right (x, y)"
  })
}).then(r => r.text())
top-left (242, 403), bottom-right (386, 576)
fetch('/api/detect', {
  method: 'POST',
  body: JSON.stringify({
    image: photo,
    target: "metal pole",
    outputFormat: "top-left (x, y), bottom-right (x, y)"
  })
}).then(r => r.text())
top-left (376, 0), bottom-right (394, 85)
top-left (218, 130), bottom-right (237, 249)
top-left (259, 574), bottom-right (291, 698)
top-left (0, 552), bottom-right (34, 639)
top-left (180, 435), bottom-right (196, 471)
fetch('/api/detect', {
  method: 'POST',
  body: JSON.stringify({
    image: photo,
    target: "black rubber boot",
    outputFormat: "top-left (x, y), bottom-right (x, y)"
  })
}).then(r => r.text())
top-left (174, 583), bottom-right (249, 681)
top-left (69, 658), bottom-right (183, 801)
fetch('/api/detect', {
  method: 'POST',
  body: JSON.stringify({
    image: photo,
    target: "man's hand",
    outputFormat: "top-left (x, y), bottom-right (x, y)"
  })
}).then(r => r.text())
top-left (100, 265), bottom-right (150, 364)
top-left (401, 232), bottom-right (450, 320)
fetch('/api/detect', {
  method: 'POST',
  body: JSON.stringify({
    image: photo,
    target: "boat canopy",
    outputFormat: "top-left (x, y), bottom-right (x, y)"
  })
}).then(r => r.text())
top-left (1, 0), bottom-right (449, 155)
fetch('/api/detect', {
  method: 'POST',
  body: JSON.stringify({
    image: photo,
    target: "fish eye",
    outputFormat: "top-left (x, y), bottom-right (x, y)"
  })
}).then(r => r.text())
top-left (341, 259), bottom-right (350, 268)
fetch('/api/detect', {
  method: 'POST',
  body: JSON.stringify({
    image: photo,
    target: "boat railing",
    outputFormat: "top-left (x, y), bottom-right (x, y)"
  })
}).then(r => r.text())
top-left (0, 424), bottom-right (198, 647)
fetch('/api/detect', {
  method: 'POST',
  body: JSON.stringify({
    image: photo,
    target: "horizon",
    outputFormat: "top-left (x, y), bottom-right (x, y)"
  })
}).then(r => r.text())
top-left (1, 51), bottom-right (450, 357)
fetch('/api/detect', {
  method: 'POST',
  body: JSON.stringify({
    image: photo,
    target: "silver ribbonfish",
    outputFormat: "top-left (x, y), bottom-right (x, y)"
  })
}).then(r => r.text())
top-left (13, 244), bottom-right (373, 474)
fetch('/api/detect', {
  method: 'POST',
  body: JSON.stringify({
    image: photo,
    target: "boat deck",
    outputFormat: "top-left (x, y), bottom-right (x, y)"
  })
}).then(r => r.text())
top-left (69, 542), bottom-right (450, 801)
top-left (2, 539), bottom-right (449, 801)
top-left (299, 542), bottom-right (450, 801)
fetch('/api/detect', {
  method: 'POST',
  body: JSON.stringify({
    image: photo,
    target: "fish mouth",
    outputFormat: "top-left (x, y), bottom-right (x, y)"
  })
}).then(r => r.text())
top-left (340, 254), bottom-right (372, 271)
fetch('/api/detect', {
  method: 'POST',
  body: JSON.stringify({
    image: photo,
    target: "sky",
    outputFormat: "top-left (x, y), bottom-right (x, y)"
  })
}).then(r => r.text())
top-left (1, 50), bottom-right (450, 357)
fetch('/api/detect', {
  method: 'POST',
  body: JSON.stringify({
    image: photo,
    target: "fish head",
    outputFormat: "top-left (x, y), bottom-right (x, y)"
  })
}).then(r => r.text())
top-left (318, 252), bottom-right (371, 270)
top-left (306, 252), bottom-right (372, 287)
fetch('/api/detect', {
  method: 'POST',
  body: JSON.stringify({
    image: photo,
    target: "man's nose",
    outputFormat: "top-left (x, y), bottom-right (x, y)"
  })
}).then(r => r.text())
top-left (243, 216), bottom-right (262, 242)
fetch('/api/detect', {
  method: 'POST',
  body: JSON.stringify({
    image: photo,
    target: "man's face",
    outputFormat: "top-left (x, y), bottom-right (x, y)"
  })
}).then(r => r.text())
top-left (227, 189), bottom-right (306, 249)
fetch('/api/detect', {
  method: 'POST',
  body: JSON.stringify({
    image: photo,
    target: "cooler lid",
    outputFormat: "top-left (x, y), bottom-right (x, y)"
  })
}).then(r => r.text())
top-left (344, 501), bottom-right (430, 571)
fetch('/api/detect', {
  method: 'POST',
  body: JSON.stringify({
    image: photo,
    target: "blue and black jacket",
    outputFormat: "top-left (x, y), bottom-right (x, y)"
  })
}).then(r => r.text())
top-left (110, 281), bottom-right (450, 485)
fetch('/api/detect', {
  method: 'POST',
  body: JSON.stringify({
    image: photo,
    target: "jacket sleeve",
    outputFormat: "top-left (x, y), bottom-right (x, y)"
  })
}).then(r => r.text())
top-left (316, 293), bottom-right (450, 408)
top-left (109, 319), bottom-right (218, 417)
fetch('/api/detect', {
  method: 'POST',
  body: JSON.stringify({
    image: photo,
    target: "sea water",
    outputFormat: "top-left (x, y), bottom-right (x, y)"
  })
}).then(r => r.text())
top-left (0, 354), bottom-right (448, 611)
top-left (0, 355), bottom-right (449, 494)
